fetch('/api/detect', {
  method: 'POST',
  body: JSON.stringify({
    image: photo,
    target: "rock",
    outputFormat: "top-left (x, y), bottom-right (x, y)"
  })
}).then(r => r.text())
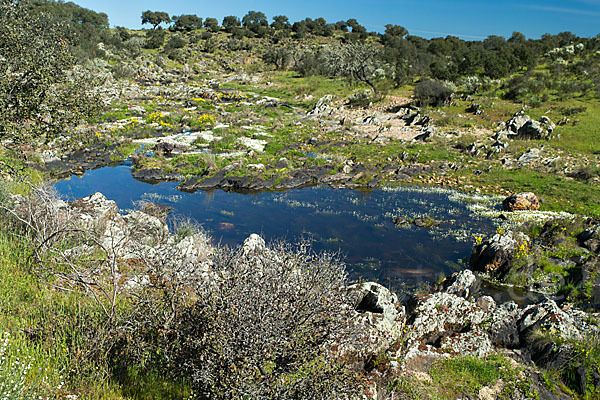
top-left (132, 167), bottom-right (185, 183)
top-left (124, 210), bottom-right (170, 246)
top-left (241, 233), bottom-right (266, 257)
top-left (363, 115), bottom-right (381, 125)
top-left (308, 95), bottom-right (335, 116)
top-left (441, 270), bottom-right (480, 299)
top-left (470, 231), bottom-right (531, 278)
top-left (247, 163), bottom-right (266, 171)
top-left (412, 127), bottom-right (436, 142)
top-left (487, 301), bottom-right (521, 348)
top-left (400, 292), bottom-right (493, 369)
top-left (155, 140), bottom-right (188, 155)
top-left (340, 116), bottom-right (352, 126)
top-left (517, 299), bottom-right (599, 370)
top-left (403, 112), bottom-right (430, 127)
top-left (505, 111), bottom-right (555, 140)
top-left (502, 192), bottom-right (540, 211)
top-left (578, 222), bottom-right (600, 253)
top-left (70, 192), bottom-right (119, 229)
top-left (506, 110), bottom-right (531, 133)
top-left (467, 102), bottom-right (483, 115)
top-left (517, 148), bottom-right (541, 166)
top-left (276, 158), bottom-right (289, 169)
top-left (142, 203), bottom-right (173, 222)
top-left (348, 282), bottom-right (405, 358)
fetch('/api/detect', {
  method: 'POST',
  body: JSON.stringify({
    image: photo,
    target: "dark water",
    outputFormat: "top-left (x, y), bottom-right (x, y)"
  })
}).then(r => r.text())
top-left (54, 162), bottom-right (497, 289)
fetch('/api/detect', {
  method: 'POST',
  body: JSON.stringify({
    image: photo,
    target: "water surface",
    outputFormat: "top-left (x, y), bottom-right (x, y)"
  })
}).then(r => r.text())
top-left (54, 163), bottom-right (497, 291)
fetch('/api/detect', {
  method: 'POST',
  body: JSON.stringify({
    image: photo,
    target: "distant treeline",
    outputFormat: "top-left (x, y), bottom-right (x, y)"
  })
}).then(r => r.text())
top-left (23, 1), bottom-right (600, 101)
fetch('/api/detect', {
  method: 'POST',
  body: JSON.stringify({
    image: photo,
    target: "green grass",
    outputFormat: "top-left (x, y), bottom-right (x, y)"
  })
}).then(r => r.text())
top-left (466, 167), bottom-right (600, 216)
top-left (0, 180), bottom-right (193, 398)
top-left (389, 354), bottom-right (533, 399)
top-left (429, 355), bottom-right (515, 396)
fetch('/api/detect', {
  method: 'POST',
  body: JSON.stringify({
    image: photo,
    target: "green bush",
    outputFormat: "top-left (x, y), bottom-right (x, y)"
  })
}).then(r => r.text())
top-left (414, 79), bottom-right (455, 106)
top-left (144, 29), bottom-right (166, 49)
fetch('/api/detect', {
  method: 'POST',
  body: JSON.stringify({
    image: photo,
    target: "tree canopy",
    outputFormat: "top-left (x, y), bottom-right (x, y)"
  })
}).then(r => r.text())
top-left (0, 0), bottom-right (100, 142)
top-left (141, 10), bottom-right (171, 30)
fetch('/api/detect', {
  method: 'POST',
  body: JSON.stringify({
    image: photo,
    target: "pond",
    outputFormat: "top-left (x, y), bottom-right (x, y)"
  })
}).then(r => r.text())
top-left (54, 162), bottom-right (498, 293)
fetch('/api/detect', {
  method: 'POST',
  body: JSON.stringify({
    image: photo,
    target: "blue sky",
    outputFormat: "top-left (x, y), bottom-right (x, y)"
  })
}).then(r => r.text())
top-left (72, 0), bottom-right (600, 39)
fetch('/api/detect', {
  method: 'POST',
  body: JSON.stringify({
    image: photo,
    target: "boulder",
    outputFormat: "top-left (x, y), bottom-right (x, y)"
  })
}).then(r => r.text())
top-left (502, 192), bottom-right (540, 211)
top-left (470, 231), bottom-right (531, 278)
top-left (70, 192), bottom-right (120, 230)
top-left (487, 301), bottom-right (522, 348)
top-left (504, 111), bottom-right (555, 140)
top-left (241, 233), bottom-right (266, 257)
top-left (506, 110), bottom-right (531, 133)
top-left (578, 222), bottom-right (600, 254)
top-left (517, 300), bottom-right (599, 369)
top-left (346, 282), bottom-right (405, 359)
top-left (308, 95), bottom-right (335, 116)
top-left (441, 270), bottom-right (480, 299)
top-left (399, 292), bottom-right (493, 369)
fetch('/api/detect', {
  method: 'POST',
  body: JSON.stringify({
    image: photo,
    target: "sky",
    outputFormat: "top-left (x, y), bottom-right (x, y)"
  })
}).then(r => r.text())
top-left (71, 0), bottom-right (600, 40)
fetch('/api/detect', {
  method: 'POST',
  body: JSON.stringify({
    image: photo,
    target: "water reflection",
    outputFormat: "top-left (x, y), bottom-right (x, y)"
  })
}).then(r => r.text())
top-left (54, 163), bottom-right (496, 288)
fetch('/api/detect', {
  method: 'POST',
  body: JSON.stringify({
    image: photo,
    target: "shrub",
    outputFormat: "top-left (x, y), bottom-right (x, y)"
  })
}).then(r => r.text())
top-left (347, 89), bottom-right (375, 107)
top-left (127, 237), bottom-right (361, 399)
top-left (165, 34), bottom-right (187, 50)
top-left (144, 29), bottom-right (166, 49)
top-left (414, 79), bottom-right (455, 106)
top-left (262, 46), bottom-right (292, 70)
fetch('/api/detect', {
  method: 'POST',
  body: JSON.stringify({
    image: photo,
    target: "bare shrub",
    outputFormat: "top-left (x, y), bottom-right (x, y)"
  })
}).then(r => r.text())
top-left (127, 236), bottom-right (363, 399)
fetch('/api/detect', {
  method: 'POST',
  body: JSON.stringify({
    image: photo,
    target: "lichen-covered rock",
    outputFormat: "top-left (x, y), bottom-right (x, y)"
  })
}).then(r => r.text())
top-left (70, 192), bottom-right (119, 229)
top-left (578, 222), bottom-right (600, 253)
top-left (487, 301), bottom-right (522, 348)
top-left (470, 231), bottom-right (531, 278)
top-left (441, 269), bottom-right (480, 299)
top-left (241, 233), bottom-right (266, 257)
top-left (502, 192), bottom-right (540, 211)
top-left (504, 111), bottom-right (555, 140)
top-left (399, 292), bottom-right (493, 369)
top-left (517, 299), bottom-right (599, 370)
top-left (348, 282), bottom-right (405, 358)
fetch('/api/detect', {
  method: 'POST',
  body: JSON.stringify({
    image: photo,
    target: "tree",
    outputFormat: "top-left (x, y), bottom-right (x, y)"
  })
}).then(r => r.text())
top-left (271, 15), bottom-right (290, 31)
top-left (203, 17), bottom-right (219, 32)
top-left (484, 53), bottom-right (510, 79)
top-left (335, 20), bottom-right (348, 32)
top-left (242, 10), bottom-right (268, 36)
top-left (384, 24), bottom-right (408, 39)
top-left (222, 15), bottom-right (241, 33)
top-left (346, 18), bottom-right (366, 35)
top-left (172, 14), bottom-right (202, 31)
top-left (141, 10), bottom-right (171, 30)
top-left (508, 31), bottom-right (526, 43)
top-left (144, 29), bottom-right (166, 49)
top-left (262, 46), bottom-right (292, 70)
top-left (292, 20), bottom-right (308, 39)
top-left (0, 0), bottom-right (100, 142)
top-left (27, 0), bottom-right (110, 60)
top-left (324, 43), bottom-right (383, 92)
